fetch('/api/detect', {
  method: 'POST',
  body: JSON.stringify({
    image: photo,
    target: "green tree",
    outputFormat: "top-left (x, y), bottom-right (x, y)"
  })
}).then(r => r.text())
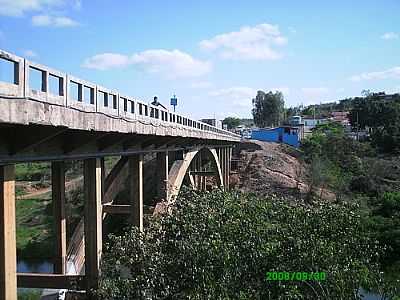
top-left (96, 189), bottom-right (390, 300)
top-left (252, 90), bottom-right (284, 128)
top-left (222, 117), bottom-right (241, 129)
top-left (349, 95), bottom-right (400, 152)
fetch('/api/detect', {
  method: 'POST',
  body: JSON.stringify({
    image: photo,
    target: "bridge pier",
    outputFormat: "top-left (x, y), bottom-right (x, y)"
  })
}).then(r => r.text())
top-left (0, 164), bottom-right (17, 300)
top-left (52, 161), bottom-right (67, 275)
top-left (84, 158), bottom-right (103, 292)
top-left (129, 154), bottom-right (143, 231)
top-left (156, 151), bottom-right (169, 201)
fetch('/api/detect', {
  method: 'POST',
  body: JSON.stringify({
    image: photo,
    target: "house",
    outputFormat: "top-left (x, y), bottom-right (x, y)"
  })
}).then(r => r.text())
top-left (251, 126), bottom-right (301, 147)
top-left (288, 115), bottom-right (302, 126)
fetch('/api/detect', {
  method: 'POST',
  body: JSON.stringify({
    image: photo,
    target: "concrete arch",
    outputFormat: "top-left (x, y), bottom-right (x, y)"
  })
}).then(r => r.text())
top-left (167, 147), bottom-right (224, 202)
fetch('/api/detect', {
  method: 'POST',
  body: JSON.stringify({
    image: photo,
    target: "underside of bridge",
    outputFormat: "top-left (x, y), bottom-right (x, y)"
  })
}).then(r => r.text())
top-left (0, 126), bottom-right (234, 299)
top-left (0, 49), bottom-right (239, 299)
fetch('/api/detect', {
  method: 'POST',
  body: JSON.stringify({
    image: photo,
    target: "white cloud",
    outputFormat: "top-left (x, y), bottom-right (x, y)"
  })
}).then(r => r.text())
top-left (381, 32), bottom-right (398, 40)
top-left (23, 49), bottom-right (37, 57)
top-left (131, 49), bottom-right (211, 79)
top-left (0, 0), bottom-right (63, 17)
top-left (199, 23), bottom-right (288, 60)
top-left (83, 49), bottom-right (212, 79)
top-left (32, 14), bottom-right (79, 27)
top-left (209, 86), bottom-right (256, 108)
top-left (349, 66), bottom-right (400, 82)
top-left (301, 87), bottom-right (330, 101)
top-left (82, 53), bottom-right (131, 70)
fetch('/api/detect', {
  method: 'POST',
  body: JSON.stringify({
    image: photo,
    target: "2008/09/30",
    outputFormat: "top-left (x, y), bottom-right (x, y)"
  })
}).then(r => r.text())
top-left (266, 272), bottom-right (326, 281)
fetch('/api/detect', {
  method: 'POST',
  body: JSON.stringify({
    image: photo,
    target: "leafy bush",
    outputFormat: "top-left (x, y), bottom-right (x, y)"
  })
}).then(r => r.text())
top-left (15, 162), bottom-right (50, 181)
top-left (96, 189), bottom-right (386, 299)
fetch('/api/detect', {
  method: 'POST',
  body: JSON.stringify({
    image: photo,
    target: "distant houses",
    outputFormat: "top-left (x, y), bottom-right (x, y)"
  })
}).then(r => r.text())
top-left (249, 111), bottom-right (352, 147)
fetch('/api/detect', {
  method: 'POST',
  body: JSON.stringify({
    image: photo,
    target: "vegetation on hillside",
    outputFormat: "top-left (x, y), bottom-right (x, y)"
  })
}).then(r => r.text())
top-left (96, 189), bottom-right (397, 299)
top-left (349, 95), bottom-right (400, 153)
top-left (300, 102), bottom-right (400, 296)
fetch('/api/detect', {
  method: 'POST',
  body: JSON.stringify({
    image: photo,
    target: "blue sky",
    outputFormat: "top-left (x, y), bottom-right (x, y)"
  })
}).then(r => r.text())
top-left (1, 0), bottom-right (399, 119)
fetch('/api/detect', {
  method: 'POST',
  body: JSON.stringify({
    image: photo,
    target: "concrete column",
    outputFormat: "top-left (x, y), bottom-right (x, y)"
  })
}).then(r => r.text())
top-left (217, 148), bottom-right (222, 179)
top-left (220, 148), bottom-right (226, 190)
top-left (0, 165), bottom-right (17, 300)
top-left (129, 155), bottom-right (143, 231)
top-left (84, 158), bottom-right (103, 292)
top-left (197, 152), bottom-right (203, 191)
top-left (225, 147), bottom-right (231, 190)
top-left (227, 147), bottom-right (231, 190)
top-left (156, 152), bottom-right (169, 200)
top-left (168, 151), bottom-right (175, 169)
top-left (198, 152), bottom-right (202, 191)
top-left (52, 162), bottom-right (66, 274)
top-left (100, 158), bottom-right (105, 200)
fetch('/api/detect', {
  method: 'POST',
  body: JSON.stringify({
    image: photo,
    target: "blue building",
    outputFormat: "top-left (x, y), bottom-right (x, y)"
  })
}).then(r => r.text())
top-left (251, 126), bottom-right (301, 147)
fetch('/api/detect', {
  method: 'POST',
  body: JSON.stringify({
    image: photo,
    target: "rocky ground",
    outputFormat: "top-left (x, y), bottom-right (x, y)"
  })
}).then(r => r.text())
top-left (231, 140), bottom-right (335, 201)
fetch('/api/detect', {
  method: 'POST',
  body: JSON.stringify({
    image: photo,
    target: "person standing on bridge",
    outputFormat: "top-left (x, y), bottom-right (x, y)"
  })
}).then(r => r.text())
top-left (151, 96), bottom-right (167, 110)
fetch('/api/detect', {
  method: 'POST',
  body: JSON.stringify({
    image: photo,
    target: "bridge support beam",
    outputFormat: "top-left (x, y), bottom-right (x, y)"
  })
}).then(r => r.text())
top-left (218, 147), bottom-right (231, 191)
top-left (84, 158), bottom-right (103, 293)
top-left (226, 147), bottom-right (231, 190)
top-left (156, 151), bottom-right (169, 201)
top-left (195, 152), bottom-right (202, 190)
top-left (52, 162), bottom-right (66, 274)
top-left (129, 155), bottom-right (143, 231)
top-left (0, 164), bottom-right (17, 300)
top-left (219, 148), bottom-right (225, 190)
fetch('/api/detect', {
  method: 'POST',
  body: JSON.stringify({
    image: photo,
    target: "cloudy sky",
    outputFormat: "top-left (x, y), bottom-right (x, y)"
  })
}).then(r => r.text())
top-left (1, 0), bottom-right (399, 119)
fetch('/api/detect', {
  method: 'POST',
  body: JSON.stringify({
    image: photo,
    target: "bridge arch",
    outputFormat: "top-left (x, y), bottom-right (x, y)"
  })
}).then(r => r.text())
top-left (167, 147), bottom-right (224, 202)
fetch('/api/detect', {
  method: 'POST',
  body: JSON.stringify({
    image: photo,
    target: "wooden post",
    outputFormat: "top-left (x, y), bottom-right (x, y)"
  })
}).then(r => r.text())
top-left (0, 165), bottom-right (17, 300)
top-left (52, 162), bottom-right (66, 274)
top-left (156, 152), bottom-right (168, 200)
top-left (84, 158), bottom-right (103, 292)
top-left (129, 155), bottom-right (143, 231)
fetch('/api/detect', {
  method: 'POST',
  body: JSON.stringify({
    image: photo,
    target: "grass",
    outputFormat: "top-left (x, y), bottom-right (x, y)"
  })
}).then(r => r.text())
top-left (15, 162), bottom-right (50, 181)
top-left (16, 186), bottom-right (26, 197)
top-left (16, 198), bottom-right (54, 259)
top-left (18, 289), bottom-right (42, 300)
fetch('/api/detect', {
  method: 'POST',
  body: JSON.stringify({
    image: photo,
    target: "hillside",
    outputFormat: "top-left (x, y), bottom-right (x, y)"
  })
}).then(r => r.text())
top-left (232, 140), bottom-right (335, 201)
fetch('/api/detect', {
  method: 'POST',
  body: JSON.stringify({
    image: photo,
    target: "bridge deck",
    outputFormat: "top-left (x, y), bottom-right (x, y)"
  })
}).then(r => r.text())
top-left (0, 49), bottom-right (239, 163)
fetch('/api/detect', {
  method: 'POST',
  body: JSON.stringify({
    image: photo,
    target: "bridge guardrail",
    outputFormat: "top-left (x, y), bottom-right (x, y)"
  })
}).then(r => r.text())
top-left (0, 49), bottom-right (240, 140)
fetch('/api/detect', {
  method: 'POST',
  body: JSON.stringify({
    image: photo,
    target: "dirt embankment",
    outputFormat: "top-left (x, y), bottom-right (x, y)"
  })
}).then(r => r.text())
top-left (231, 140), bottom-right (335, 201)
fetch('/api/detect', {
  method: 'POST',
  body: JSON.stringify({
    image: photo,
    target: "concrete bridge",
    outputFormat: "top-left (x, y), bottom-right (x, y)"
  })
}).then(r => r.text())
top-left (0, 49), bottom-right (240, 299)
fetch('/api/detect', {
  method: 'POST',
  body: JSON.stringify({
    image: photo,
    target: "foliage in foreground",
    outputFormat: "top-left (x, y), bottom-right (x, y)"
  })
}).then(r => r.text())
top-left (96, 189), bottom-right (392, 299)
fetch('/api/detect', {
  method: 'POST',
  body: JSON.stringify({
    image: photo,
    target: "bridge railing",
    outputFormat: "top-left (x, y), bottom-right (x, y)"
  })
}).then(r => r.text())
top-left (0, 49), bottom-right (240, 140)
